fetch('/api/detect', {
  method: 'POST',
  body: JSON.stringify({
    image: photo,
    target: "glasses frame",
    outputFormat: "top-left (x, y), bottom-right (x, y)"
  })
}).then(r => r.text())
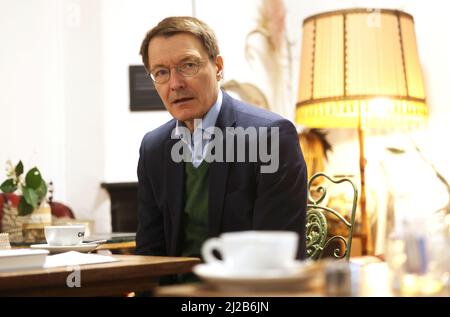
top-left (148, 59), bottom-right (209, 84)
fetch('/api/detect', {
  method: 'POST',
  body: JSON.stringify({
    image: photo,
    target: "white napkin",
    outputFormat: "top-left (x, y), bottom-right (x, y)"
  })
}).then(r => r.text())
top-left (44, 251), bottom-right (118, 268)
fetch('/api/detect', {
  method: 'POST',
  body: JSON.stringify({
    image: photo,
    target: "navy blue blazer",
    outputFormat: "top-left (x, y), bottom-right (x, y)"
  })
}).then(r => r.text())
top-left (136, 91), bottom-right (308, 259)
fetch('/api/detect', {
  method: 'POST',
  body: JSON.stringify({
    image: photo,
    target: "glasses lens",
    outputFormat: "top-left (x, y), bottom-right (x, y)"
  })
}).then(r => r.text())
top-left (150, 60), bottom-right (204, 84)
top-left (150, 68), bottom-right (169, 84)
top-left (178, 62), bottom-right (199, 77)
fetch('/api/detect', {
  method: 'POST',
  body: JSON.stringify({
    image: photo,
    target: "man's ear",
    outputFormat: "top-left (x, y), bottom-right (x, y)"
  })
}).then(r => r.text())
top-left (215, 55), bottom-right (224, 80)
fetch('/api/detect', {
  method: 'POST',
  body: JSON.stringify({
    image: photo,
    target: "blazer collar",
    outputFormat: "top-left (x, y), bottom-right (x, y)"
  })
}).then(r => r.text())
top-left (164, 136), bottom-right (184, 255)
top-left (208, 91), bottom-right (236, 237)
top-left (214, 90), bottom-right (236, 129)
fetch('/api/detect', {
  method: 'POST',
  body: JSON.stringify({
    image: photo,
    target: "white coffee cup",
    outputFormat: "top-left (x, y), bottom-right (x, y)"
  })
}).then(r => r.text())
top-left (201, 231), bottom-right (299, 273)
top-left (44, 225), bottom-right (86, 246)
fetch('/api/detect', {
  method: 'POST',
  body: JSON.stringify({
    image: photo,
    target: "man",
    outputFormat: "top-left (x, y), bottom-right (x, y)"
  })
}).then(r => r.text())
top-left (136, 16), bottom-right (308, 264)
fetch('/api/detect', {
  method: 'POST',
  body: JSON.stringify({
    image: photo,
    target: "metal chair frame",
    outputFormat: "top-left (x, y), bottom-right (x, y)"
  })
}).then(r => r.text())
top-left (306, 172), bottom-right (358, 261)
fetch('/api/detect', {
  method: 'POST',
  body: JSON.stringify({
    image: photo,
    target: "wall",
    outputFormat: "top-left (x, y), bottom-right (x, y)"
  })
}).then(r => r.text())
top-left (1, 0), bottom-right (449, 242)
top-left (102, 0), bottom-right (190, 183)
top-left (0, 0), bottom-right (66, 195)
top-left (63, 0), bottom-right (107, 232)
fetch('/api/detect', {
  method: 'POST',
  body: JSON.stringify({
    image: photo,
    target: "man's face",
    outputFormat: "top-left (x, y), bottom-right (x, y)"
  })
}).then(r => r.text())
top-left (147, 33), bottom-right (223, 130)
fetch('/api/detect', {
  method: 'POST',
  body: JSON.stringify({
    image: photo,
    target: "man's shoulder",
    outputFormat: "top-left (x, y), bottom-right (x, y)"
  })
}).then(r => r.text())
top-left (224, 93), bottom-right (290, 128)
top-left (141, 119), bottom-right (176, 149)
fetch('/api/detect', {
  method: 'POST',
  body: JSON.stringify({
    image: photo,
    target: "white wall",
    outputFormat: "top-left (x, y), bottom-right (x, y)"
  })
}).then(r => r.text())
top-left (63, 0), bottom-right (108, 233)
top-left (1, 0), bottom-right (449, 241)
top-left (0, 0), bottom-right (109, 232)
top-left (102, 0), bottom-right (191, 183)
top-left (0, 0), bottom-right (66, 195)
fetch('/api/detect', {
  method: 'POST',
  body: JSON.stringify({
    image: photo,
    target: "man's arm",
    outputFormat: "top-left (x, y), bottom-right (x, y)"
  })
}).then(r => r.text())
top-left (135, 140), bottom-right (166, 256)
top-left (253, 119), bottom-right (308, 258)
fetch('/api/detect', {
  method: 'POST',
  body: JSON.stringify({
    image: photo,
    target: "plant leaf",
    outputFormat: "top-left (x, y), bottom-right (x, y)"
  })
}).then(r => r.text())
top-left (18, 196), bottom-right (34, 216)
top-left (35, 180), bottom-right (48, 200)
top-left (25, 167), bottom-right (43, 189)
top-left (0, 179), bottom-right (17, 193)
top-left (22, 186), bottom-right (38, 208)
top-left (15, 161), bottom-right (24, 176)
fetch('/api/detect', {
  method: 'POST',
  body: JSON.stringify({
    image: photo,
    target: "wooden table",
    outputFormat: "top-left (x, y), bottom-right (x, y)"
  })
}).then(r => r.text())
top-left (95, 240), bottom-right (136, 254)
top-left (155, 283), bottom-right (324, 297)
top-left (0, 255), bottom-right (200, 296)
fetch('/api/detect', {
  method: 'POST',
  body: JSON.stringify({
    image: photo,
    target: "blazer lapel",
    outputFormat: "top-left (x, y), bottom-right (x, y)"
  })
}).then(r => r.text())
top-left (208, 92), bottom-right (236, 237)
top-left (164, 138), bottom-right (184, 255)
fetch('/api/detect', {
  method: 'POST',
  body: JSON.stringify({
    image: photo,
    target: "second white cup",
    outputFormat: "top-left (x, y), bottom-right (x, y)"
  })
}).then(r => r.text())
top-left (44, 225), bottom-right (86, 246)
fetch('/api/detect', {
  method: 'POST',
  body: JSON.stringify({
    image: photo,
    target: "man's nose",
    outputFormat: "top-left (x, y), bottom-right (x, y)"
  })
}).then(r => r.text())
top-left (169, 69), bottom-right (185, 90)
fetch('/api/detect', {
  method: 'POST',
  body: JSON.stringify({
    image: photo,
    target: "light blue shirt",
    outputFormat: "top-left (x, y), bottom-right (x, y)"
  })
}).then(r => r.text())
top-left (174, 89), bottom-right (223, 168)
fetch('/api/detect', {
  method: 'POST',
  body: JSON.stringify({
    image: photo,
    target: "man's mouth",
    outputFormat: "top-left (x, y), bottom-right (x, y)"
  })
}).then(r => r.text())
top-left (172, 97), bottom-right (195, 105)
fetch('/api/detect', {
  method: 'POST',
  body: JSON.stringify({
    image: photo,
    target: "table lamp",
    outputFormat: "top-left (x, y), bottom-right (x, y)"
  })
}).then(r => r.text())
top-left (296, 8), bottom-right (428, 255)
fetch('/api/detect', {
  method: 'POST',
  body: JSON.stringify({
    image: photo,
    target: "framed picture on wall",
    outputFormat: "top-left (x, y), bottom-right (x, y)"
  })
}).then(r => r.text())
top-left (129, 65), bottom-right (165, 111)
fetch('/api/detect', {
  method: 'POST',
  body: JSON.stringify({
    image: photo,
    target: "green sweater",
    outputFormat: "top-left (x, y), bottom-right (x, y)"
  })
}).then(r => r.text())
top-left (181, 161), bottom-right (209, 257)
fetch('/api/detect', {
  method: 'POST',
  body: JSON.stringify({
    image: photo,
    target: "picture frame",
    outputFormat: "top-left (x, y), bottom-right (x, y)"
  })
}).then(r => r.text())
top-left (129, 65), bottom-right (166, 111)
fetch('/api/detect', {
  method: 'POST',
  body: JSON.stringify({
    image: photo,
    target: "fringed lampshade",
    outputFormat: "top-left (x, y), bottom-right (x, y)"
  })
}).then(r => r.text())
top-left (296, 8), bottom-right (428, 255)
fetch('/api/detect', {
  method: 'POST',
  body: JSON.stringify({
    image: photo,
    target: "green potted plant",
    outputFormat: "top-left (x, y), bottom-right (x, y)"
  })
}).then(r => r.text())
top-left (1, 160), bottom-right (48, 215)
top-left (0, 160), bottom-right (50, 243)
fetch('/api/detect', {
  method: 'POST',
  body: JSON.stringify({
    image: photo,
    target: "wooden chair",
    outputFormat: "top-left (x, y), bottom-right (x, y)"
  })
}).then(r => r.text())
top-left (305, 172), bottom-right (358, 261)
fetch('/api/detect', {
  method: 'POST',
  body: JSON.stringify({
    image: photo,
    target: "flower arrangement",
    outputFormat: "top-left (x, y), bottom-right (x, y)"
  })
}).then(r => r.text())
top-left (0, 160), bottom-right (48, 216)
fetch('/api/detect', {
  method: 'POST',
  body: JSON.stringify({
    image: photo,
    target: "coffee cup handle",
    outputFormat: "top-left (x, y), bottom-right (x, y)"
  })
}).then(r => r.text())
top-left (201, 238), bottom-right (224, 265)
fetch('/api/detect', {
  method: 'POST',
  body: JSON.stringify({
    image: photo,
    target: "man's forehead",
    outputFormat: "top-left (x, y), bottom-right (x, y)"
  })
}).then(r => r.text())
top-left (150, 54), bottom-right (202, 68)
top-left (148, 34), bottom-right (205, 55)
top-left (147, 34), bottom-right (206, 68)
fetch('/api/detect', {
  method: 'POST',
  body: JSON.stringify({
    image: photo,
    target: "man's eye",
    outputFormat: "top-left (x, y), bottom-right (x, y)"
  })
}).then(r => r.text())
top-left (154, 69), bottom-right (169, 78)
top-left (181, 62), bottom-right (196, 70)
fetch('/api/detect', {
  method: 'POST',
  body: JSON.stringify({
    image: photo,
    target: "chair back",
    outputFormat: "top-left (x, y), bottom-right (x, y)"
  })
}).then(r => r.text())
top-left (306, 172), bottom-right (358, 261)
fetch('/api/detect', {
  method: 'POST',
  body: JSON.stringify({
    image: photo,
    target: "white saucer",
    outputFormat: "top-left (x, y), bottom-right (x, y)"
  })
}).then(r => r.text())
top-left (193, 261), bottom-right (317, 291)
top-left (30, 243), bottom-right (98, 254)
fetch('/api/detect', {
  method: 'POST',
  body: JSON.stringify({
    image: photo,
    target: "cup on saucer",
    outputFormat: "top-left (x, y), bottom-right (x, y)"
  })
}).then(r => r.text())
top-left (44, 225), bottom-right (86, 246)
top-left (201, 231), bottom-right (299, 275)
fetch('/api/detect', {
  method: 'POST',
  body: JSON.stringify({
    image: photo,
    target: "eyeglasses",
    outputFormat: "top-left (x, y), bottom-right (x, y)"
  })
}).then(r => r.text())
top-left (148, 59), bottom-right (208, 84)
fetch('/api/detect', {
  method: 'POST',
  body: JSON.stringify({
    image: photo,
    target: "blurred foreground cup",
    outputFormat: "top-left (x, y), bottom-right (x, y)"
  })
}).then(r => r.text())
top-left (201, 231), bottom-right (299, 273)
